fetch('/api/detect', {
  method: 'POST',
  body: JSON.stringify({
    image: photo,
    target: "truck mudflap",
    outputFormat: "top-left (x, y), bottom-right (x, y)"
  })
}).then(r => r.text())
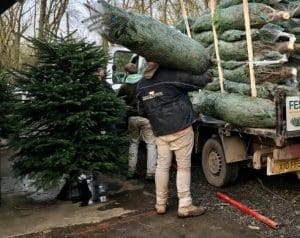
top-left (267, 144), bottom-right (300, 175)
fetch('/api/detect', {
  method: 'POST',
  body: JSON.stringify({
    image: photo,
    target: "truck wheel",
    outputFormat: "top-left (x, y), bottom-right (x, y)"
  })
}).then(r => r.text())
top-left (202, 138), bottom-right (239, 187)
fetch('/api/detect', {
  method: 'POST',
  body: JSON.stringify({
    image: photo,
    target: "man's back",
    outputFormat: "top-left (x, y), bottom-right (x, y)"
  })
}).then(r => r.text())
top-left (137, 67), bottom-right (209, 136)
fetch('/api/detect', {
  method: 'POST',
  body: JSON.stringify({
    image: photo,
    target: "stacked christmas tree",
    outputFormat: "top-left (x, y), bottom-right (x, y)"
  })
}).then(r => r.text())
top-left (186, 0), bottom-right (300, 128)
top-left (86, 0), bottom-right (300, 128)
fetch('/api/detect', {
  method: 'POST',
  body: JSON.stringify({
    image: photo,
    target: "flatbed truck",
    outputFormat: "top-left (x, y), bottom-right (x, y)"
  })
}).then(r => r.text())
top-left (193, 91), bottom-right (300, 187)
top-left (108, 45), bottom-right (300, 187)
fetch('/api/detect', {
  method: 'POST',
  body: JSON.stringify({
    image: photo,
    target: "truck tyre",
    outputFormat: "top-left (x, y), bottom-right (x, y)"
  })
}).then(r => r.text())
top-left (202, 138), bottom-right (239, 187)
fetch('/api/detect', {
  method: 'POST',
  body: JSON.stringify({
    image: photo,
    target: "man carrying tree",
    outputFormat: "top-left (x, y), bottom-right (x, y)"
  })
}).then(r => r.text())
top-left (137, 61), bottom-right (213, 218)
top-left (118, 63), bottom-right (157, 181)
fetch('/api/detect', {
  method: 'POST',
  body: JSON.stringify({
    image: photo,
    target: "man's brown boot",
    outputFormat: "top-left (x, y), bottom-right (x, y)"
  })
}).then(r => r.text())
top-left (155, 204), bottom-right (167, 215)
top-left (178, 205), bottom-right (207, 218)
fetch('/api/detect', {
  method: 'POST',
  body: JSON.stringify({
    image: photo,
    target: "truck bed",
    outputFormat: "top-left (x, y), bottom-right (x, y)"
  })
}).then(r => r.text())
top-left (195, 90), bottom-right (300, 145)
top-left (197, 114), bottom-right (300, 146)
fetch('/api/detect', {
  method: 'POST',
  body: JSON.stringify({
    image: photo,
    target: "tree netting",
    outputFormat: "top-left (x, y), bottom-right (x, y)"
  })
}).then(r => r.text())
top-left (191, 91), bottom-right (276, 128)
top-left (192, 3), bottom-right (290, 33)
top-left (193, 23), bottom-right (295, 46)
top-left (208, 40), bottom-right (293, 61)
top-left (85, 0), bottom-right (210, 74)
top-left (205, 80), bottom-right (297, 99)
top-left (215, 0), bottom-right (283, 9)
top-left (175, 17), bottom-right (197, 35)
top-left (187, 1), bottom-right (300, 128)
top-left (211, 65), bottom-right (296, 84)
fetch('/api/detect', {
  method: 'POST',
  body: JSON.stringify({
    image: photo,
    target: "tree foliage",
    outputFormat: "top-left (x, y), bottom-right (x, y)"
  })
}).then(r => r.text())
top-left (11, 35), bottom-right (128, 188)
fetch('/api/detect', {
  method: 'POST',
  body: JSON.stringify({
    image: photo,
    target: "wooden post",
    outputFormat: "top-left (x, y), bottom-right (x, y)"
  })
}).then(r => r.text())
top-left (209, 0), bottom-right (224, 93)
top-left (179, 0), bottom-right (192, 38)
top-left (243, 0), bottom-right (257, 97)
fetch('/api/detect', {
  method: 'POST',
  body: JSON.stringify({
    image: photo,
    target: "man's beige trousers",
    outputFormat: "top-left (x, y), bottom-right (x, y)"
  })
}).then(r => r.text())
top-left (128, 116), bottom-right (157, 175)
top-left (155, 126), bottom-right (194, 208)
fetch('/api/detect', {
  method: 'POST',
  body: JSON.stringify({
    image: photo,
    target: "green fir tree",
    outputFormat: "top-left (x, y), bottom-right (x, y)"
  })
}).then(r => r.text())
top-left (11, 36), bottom-right (128, 188)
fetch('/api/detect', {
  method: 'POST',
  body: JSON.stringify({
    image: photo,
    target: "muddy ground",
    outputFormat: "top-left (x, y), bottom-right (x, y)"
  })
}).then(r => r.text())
top-left (15, 168), bottom-right (300, 238)
top-left (14, 146), bottom-right (300, 238)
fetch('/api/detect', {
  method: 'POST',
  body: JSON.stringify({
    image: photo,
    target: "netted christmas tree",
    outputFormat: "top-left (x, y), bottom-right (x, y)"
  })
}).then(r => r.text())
top-left (11, 35), bottom-right (128, 188)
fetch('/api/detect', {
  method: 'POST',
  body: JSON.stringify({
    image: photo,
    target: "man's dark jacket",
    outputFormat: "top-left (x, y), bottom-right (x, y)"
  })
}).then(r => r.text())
top-left (137, 67), bottom-right (211, 137)
top-left (118, 82), bottom-right (139, 117)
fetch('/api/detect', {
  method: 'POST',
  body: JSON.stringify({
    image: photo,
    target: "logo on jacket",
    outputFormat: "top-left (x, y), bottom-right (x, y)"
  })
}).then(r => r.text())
top-left (142, 90), bottom-right (163, 101)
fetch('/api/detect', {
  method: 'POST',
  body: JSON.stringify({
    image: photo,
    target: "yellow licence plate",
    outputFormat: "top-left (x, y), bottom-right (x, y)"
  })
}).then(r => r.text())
top-left (267, 157), bottom-right (300, 175)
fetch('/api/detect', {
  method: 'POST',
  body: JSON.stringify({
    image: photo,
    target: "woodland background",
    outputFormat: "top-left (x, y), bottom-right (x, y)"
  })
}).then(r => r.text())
top-left (0, 0), bottom-right (209, 70)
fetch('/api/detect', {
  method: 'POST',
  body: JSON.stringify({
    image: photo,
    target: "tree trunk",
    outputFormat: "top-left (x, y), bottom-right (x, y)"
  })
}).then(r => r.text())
top-left (38, 0), bottom-right (69, 39)
top-left (141, 0), bottom-right (145, 14)
top-left (191, 90), bottom-right (276, 128)
top-left (86, 0), bottom-right (210, 74)
top-left (162, 0), bottom-right (168, 24)
top-left (149, 0), bottom-right (153, 17)
top-left (66, 11), bottom-right (70, 35)
top-left (38, 0), bottom-right (47, 40)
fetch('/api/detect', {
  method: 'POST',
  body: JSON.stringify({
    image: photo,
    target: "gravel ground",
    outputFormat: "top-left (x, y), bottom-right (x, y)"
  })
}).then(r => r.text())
top-left (135, 142), bottom-right (300, 238)
top-left (169, 163), bottom-right (300, 238)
